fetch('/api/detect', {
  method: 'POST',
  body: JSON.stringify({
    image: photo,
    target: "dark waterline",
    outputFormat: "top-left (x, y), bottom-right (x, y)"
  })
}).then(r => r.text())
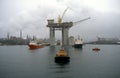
top-left (0, 45), bottom-right (120, 78)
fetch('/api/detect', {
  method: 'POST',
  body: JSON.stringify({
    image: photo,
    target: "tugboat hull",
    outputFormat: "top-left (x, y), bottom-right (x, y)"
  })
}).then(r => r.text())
top-left (73, 44), bottom-right (82, 48)
top-left (29, 44), bottom-right (43, 49)
top-left (54, 48), bottom-right (70, 64)
top-left (55, 56), bottom-right (70, 63)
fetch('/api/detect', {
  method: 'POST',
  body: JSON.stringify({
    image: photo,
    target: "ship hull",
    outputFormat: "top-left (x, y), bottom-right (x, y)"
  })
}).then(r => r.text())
top-left (73, 44), bottom-right (83, 48)
top-left (28, 44), bottom-right (43, 49)
top-left (54, 49), bottom-right (70, 63)
top-left (55, 56), bottom-right (70, 63)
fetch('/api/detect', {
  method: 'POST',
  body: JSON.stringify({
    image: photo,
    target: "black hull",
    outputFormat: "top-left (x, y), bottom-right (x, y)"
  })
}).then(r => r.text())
top-left (55, 56), bottom-right (70, 63)
top-left (73, 44), bottom-right (83, 48)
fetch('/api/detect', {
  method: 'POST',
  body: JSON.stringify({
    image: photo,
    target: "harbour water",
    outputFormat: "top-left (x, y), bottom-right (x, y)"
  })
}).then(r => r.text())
top-left (0, 44), bottom-right (120, 78)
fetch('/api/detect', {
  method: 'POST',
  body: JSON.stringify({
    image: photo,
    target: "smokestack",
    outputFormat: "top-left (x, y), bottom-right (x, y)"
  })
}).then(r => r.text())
top-left (20, 30), bottom-right (22, 39)
top-left (7, 32), bottom-right (9, 40)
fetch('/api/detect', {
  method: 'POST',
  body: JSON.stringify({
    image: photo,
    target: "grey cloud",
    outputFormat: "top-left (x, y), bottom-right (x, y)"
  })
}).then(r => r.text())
top-left (0, 0), bottom-right (120, 41)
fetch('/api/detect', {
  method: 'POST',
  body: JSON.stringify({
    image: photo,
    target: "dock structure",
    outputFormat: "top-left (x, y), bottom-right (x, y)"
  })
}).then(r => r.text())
top-left (47, 19), bottom-right (73, 46)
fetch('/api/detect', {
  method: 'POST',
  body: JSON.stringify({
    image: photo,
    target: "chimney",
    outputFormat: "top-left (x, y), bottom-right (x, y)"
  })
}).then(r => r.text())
top-left (20, 30), bottom-right (22, 39)
top-left (7, 32), bottom-right (10, 40)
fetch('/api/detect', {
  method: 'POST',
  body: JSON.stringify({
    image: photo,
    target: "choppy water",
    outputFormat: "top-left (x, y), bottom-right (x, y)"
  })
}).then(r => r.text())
top-left (0, 45), bottom-right (120, 78)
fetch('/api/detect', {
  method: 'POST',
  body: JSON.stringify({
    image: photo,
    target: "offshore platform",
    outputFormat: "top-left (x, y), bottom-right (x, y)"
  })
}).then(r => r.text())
top-left (47, 20), bottom-right (73, 46)
top-left (47, 8), bottom-right (90, 46)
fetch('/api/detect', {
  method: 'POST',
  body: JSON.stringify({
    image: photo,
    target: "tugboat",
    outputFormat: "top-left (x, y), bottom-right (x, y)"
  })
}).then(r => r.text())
top-left (55, 48), bottom-right (70, 63)
top-left (28, 41), bottom-right (44, 50)
top-left (73, 36), bottom-right (83, 48)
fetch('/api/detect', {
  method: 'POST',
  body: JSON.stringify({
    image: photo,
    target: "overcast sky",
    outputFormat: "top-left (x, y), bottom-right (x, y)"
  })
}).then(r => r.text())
top-left (0, 0), bottom-right (120, 41)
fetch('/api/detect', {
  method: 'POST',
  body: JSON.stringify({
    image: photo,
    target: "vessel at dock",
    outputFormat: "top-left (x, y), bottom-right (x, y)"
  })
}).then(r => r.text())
top-left (28, 41), bottom-right (44, 49)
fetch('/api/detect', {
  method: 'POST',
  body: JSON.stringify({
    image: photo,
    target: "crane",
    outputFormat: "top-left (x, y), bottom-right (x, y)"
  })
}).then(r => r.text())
top-left (57, 7), bottom-right (90, 26)
top-left (58, 7), bottom-right (69, 24)
top-left (73, 17), bottom-right (91, 25)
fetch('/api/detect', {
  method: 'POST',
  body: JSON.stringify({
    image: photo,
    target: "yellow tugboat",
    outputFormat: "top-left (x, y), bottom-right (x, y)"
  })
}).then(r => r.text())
top-left (55, 48), bottom-right (70, 63)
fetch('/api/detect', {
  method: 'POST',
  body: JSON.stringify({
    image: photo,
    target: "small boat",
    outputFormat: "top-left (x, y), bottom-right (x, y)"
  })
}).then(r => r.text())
top-left (92, 48), bottom-right (100, 51)
top-left (55, 48), bottom-right (70, 63)
top-left (73, 36), bottom-right (83, 48)
top-left (28, 41), bottom-right (43, 49)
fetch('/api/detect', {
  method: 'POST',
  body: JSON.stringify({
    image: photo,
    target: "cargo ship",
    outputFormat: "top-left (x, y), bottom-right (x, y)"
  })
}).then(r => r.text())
top-left (73, 37), bottom-right (83, 48)
top-left (28, 41), bottom-right (43, 49)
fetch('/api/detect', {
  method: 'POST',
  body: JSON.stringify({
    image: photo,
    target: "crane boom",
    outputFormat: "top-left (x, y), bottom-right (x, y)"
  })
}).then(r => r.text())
top-left (58, 7), bottom-right (69, 24)
top-left (73, 17), bottom-right (91, 25)
top-left (61, 7), bottom-right (69, 19)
